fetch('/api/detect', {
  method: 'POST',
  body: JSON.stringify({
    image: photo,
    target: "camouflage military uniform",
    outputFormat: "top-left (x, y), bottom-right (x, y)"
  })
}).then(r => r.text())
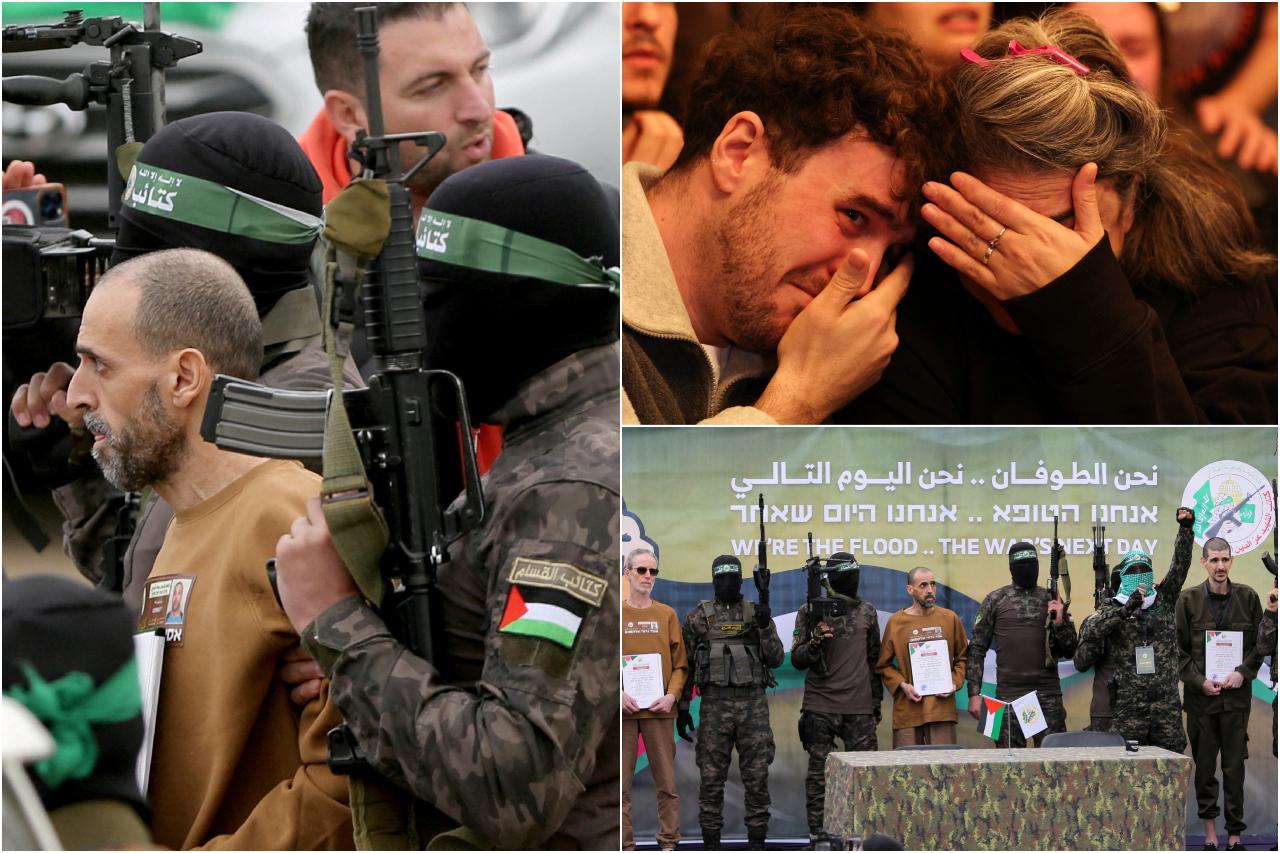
top-left (301, 345), bottom-right (620, 849)
top-left (1073, 524), bottom-right (1193, 752)
top-left (1258, 609), bottom-right (1276, 756)
top-left (791, 596), bottom-right (881, 836)
top-left (967, 584), bottom-right (1078, 747)
top-left (681, 598), bottom-right (786, 844)
top-left (52, 335), bottom-right (363, 614)
top-left (1076, 610), bottom-right (1115, 732)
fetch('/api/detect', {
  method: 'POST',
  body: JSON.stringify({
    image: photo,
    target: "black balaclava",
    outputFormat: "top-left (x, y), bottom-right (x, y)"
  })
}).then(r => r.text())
top-left (712, 555), bottom-right (743, 603)
top-left (1008, 541), bottom-right (1039, 589)
top-left (111, 111), bottom-right (322, 317)
top-left (2, 575), bottom-right (147, 820)
top-left (417, 155), bottom-right (620, 420)
top-left (827, 551), bottom-right (861, 599)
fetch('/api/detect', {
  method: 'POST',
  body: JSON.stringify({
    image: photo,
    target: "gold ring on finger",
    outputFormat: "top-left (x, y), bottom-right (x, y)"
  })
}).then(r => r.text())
top-left (982, 224), bottom-right (1007, 266)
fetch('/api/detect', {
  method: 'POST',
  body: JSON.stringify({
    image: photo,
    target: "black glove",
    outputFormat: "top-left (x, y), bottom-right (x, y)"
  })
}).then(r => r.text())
top-left (753, 566), bottom-right (770, 597)
top-left (1123, 590), bottom-right (1145, 615)
top-left (676, 707), bottom-right (695, 742)
top-left (754, 604), bottom-right (772, 627)
top-left (1177, 507), bottom-right (1195, 529)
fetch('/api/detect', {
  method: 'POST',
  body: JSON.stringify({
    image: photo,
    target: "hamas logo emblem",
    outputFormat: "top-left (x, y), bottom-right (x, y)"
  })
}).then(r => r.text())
top-left (1020, 706), bottom-right (1040, 726)
top-left (1181, 460), bottom-right (1275, 555)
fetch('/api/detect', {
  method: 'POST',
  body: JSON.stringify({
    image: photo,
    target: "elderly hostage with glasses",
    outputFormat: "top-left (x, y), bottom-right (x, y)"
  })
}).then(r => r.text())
top-left (841, 9), bottom-right (1277, 426)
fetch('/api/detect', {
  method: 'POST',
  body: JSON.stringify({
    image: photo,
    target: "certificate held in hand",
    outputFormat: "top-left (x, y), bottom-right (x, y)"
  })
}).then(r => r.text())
top-left (623, 653), bottom-right (664, 709)
top-left (1205, 630), bottom-right (1243, 682)
top-left (909, 638), bottom-right (952, 696)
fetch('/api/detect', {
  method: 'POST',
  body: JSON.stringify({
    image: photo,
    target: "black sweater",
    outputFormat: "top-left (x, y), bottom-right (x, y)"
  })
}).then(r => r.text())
top-left (838, 237), bottom-right (1277, 424)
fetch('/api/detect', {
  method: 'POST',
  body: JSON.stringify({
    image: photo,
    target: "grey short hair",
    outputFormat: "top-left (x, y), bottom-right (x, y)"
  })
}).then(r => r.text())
top-left (906, 566), bottom-right (933, 585)
top-left (624, 547), bottom-right (657, 572)
top-left (104, 248), bottom-right (262, 381)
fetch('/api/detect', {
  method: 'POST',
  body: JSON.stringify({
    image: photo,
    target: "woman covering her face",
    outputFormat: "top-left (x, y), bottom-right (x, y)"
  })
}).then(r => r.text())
top-left (840, 9), bottom-right (1276, 425)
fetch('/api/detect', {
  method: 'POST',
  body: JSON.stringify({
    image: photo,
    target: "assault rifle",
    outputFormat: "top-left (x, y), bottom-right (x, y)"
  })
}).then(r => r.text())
top-left (3, 5), bottom-right (202, 227)
top-left (1092, 523), bottom-right (1110, 608)
top-left (196, 7), bottom-right (484, 771)
top-left (4, 6), bottom-right (199, 330)
top-left (804, 533), bottom-right (848, 675)
top-left (753, 493), bottom-right (770, 610)
top-left (1044, 515), bottom-right (1071, 667)
top-left (1048, 515), bottom-right (1062, 604)
top-left (1263, 479), bottom-right (1277, 580)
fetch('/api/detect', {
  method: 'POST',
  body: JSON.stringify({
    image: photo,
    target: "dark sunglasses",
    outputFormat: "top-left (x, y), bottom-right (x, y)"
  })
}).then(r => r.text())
top-left (632, 567), bottom-right (660, 576)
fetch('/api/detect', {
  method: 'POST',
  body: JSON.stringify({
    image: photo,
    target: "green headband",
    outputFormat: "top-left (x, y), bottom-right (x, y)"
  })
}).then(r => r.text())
top-left (123, 161), bottom-right (323, 245)
top-left (713, 563), bottom-right (741, 575)
top-left (828, 560), bottom-right (859, 573)
top-left (415, 208), bottom-right (620, 296)
top-left (4, 658), bottom-right (141, 789)
top-left (1010, 548), bottom-right (1037, 563)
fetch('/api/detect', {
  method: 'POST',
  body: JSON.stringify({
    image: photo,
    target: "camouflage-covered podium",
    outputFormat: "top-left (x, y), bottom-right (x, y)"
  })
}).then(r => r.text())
top-left (824, 746), bottom-right (1191, 850)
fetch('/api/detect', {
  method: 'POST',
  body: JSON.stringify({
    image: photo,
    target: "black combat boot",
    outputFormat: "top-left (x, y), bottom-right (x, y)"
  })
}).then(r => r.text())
top-left (747, 830), bottom-right (767, 850)
top-left (701, 830), bottom-right (721, 850)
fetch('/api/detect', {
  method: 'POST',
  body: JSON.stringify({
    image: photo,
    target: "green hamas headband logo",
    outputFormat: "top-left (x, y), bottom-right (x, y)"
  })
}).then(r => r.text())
top-left (713, 563), bottom-right (741, 575)
top-left (1011, 548), bottom-right (1037, 563)
top-left (828, 560), bottom-right (859, 573)
top-left (416, 208), bottom-right (620, 296)
top-left (123, 161), bottom-right (323, 245)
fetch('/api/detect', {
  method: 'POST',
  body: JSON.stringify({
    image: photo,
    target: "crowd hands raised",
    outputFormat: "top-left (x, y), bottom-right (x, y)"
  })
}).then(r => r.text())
top-left (621, 3), bottom-right (1277, 426)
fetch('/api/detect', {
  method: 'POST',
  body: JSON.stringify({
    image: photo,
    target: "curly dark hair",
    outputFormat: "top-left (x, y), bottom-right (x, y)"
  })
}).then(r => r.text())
top-left (671, 5), bottom-right (950, 209)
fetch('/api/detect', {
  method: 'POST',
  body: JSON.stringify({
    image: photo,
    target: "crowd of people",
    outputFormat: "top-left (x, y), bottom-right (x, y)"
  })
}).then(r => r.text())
top-left (622, 509), bottom-right (1279, 849)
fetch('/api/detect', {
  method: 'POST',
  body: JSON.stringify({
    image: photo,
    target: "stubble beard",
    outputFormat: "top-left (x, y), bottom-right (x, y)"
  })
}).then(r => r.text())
top-left (403, 122), bottom-right (493, 198)
top-left (712, 174), bottom-right (786, 353)
top-left (85, 382), bottom-right (187, 492)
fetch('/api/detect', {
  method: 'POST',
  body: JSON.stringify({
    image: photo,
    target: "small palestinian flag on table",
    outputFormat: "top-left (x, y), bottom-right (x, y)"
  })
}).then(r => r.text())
top-left (977, 696), bottom-right (1010, 742)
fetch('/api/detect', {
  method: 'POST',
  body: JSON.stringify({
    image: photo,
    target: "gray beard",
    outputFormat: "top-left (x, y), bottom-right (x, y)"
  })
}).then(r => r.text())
top-left (85, 384), bottom-right (186, 492)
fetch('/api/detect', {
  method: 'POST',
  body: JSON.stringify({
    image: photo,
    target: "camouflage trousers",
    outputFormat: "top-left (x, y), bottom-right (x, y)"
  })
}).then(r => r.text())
top-left (994, 688), bottom-right (1066, 748)
top-left (798, 711), bottom-right (877, 835)
top-left (1112, 685), bottom-right (1186, 753)
top-left (696, 692), bottom-right (775, 838)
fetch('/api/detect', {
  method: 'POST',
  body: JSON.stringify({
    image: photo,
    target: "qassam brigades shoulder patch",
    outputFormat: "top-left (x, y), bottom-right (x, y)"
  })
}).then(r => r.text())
top-left (498, 558), bottom-right (604, 649)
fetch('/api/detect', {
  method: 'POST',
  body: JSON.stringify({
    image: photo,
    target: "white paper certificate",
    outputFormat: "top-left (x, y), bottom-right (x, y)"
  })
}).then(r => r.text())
top-left (1205, 630), bottom-right (1244, 681)
top-left (908, 638), bottom-right (952, 696)
top-left (623, 653), bottom-right (664, 709)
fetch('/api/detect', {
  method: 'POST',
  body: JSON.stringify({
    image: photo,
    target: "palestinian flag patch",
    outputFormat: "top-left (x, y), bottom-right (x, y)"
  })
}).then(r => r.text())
top-left (499, 583), bottom-right (589, 648)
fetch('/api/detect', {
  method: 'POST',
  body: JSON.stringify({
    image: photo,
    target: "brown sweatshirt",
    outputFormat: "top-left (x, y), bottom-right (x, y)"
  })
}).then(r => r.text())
top-left (623, 598), bottom-right (688, 719)
top-left (876, 606), bottom-right (969, 730)
top-left (145, 460), bottom-right (352, 849)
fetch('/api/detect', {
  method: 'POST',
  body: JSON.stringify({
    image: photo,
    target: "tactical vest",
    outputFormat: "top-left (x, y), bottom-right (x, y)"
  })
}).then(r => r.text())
top-left (698, 600), bottom-right (769, 688)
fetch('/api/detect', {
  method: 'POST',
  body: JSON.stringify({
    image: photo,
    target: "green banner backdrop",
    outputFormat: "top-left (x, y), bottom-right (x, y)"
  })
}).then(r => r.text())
top-left (622, 427), bottom-right (1277, 845)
